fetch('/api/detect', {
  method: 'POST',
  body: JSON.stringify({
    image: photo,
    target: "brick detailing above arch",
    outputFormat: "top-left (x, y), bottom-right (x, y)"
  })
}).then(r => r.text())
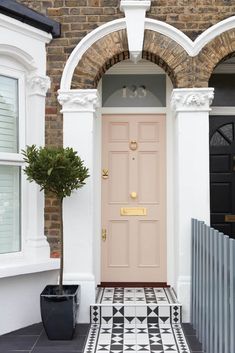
top-left (71, 29), bottom-right (128, 89)
top-left (70, 28), bottom-right (235, 90)
top-left (195, 28), bottom-right (235, 86)
top-left (143, 30), bottom-right (189, 87)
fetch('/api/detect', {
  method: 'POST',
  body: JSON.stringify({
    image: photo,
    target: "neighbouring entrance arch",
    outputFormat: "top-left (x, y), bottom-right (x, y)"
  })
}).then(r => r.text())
top-left (58, 10), bottom-right (235, 323)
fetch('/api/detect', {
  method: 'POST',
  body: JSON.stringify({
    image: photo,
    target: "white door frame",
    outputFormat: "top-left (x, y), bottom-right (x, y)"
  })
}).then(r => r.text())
top-left (93, 75), bottom-right (175, 287)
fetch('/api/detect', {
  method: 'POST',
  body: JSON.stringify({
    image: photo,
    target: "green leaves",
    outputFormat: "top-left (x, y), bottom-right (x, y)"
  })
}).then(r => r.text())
top-left (22, 145), bottom-right (89, 199)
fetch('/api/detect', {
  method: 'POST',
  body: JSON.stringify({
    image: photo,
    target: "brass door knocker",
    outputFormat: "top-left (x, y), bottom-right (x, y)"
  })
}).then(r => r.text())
top-left (130, 140), bottom-right (138, 151)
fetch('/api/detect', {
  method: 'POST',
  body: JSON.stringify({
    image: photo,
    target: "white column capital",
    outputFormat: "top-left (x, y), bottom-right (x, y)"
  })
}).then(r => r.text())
top-left (58, 89), bottom-right (100, 113)
top-left (120, 0), bottom-right (151, 63)
top-left (171, 88), bottom-right (214, 113)
top-left (27, 75), bottom-right (51, 97)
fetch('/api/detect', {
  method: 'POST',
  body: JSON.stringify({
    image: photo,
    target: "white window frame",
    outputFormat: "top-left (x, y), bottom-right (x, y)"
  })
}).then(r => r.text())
top-left (0, 63), bottom-right (25, 259)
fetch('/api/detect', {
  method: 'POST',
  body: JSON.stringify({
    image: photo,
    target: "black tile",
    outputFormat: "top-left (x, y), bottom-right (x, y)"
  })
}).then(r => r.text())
top-left (181, 323), bottom-right (196, 335)
top-left (31, 347), bottom-right (83, 353)
top-left (5, 323), bottom-right (43, 336)
top-left (0, 335), bottom-right (37, 352)
top-left (185, 335), bottom-right (203, 351)
top-left (74, 324), bottom-right (90, 336)
top-left (32, 331), bottom-right (87, 352)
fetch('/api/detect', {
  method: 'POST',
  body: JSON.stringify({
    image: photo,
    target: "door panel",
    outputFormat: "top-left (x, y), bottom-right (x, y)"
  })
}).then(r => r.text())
top-left (109, 152), bottom-right (129, 203)
top-left (138, 152), bottom-right (159, 203)
top-left (108, 221), bottom-right (129, 267)
top-left (210, 116), bottom-right (235, 238)
top-left (102, 114), bottom-right (166, 282)
top-left (137, 220), bottom-right (160, 267)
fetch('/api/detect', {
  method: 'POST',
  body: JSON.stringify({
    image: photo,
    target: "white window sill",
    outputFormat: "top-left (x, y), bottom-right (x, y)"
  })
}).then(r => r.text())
top-left (0, 258), bottom-right (60, 278)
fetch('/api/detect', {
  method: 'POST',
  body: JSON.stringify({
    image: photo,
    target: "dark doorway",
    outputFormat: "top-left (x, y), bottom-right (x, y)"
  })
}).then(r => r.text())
top-left (210, 116), bottom-right (235, 238)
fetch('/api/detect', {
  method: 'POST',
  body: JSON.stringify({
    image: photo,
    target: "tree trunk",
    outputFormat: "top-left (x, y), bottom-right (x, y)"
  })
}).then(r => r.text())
top-left (59, 197), bottom-right (64, 294)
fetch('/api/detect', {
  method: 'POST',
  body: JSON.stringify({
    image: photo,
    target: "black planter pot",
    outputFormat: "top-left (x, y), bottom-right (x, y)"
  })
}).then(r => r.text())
top-left (40, 284), bottom-right (80, 340)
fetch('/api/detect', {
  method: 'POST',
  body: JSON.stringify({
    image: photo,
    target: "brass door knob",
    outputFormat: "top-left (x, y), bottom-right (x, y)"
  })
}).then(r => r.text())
top-left (130, 192), bottom-right (137, 199)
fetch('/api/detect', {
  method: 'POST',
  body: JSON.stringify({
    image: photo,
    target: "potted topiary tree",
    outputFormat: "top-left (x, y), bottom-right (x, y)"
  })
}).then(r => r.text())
top-left (22, 145), bottom-right (89, 340)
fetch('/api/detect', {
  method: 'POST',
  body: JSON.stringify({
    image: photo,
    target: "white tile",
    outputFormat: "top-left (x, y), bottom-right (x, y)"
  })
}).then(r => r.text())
top-left (136, 306), bottom-right (147, 317)
top-left (159, 305), bottom-right (170, 317)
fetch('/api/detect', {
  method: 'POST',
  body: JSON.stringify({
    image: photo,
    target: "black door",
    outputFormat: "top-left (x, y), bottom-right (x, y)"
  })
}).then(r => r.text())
top-left (210, 116), bottom-right (235, 238)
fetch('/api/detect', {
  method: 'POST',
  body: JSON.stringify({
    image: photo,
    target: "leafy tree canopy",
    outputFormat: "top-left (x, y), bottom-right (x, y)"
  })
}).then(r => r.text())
top-left (22, 145), bottom-right (89, 200)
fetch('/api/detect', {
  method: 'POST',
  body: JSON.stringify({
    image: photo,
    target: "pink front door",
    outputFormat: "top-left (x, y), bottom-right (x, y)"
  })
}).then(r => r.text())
top-left (101, 114), bottom-right (166, 282)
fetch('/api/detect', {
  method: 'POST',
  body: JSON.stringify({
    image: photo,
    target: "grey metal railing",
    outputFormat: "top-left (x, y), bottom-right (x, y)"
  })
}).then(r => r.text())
top-left (191, 219), bottom-right (235, 353)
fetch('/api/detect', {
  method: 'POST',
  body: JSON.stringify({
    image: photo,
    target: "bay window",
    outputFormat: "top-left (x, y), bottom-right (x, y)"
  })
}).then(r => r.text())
top-left (0, 72), bottom-right (23, 255)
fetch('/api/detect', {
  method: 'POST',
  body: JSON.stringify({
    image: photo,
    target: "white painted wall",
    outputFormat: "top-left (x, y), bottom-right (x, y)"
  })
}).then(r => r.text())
top-left (58, 90), bottom-right (100, 322)
top-left (172, 88), bottom-right (214, 322)
top-left (0, 13), bottom-right (59, 335)
top-left (0, 270), bottom-right (58, 335)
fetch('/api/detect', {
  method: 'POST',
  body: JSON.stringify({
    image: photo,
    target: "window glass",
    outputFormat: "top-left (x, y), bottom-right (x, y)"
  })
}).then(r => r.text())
top-left (102, 74), bottom-right (166, 107)
top-left (0, 75), bottom-right (18, 153)
top-left (0, 165), bottom-right (21, 254)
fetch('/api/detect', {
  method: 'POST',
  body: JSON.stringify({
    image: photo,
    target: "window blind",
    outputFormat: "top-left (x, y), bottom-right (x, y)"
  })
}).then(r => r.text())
top-left (0, 75), bottom-right (21, 254)
top-left (0, 165), bottom-right (20, 254)
top-left (0, 75), bottom-right (18, 153)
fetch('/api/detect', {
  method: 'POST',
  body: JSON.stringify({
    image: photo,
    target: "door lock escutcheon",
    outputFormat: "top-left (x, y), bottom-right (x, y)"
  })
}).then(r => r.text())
top-left (102, 169), bottom-right (109, 179)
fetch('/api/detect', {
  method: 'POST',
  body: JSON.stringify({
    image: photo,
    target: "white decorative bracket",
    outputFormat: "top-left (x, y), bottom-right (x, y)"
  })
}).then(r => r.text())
top-left (171, 88), bottom-right (214, 113)
top-left (120, 0), bottom-right (151, 63)
top-left (27, 75), bottom-right (51, 97)
top-left (58, 89), bottom-right (100, 113)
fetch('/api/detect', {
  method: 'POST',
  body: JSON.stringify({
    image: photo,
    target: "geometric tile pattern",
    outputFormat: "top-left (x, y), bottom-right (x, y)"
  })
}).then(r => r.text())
top-left (90, 304), bottom-right (182, 325)
top-left (91, 287), bottom-right (182, 325)
top-left (84, 323), bottom-right (191, 353)
top-left (97, 287), bottom-right (178, 304)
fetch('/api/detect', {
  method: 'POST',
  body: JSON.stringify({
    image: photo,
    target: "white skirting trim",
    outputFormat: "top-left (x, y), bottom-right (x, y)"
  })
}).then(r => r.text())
top-left (176, 276), bottom-right (191, 323)
top-left (63, 273), bottom-right (96, 323)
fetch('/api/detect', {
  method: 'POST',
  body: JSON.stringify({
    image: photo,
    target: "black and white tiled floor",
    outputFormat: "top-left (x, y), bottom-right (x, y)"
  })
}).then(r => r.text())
top-left (84, 323), bottom-right (190, 353)
top-left (96, 287), bottom-right (178, 305)
top-left (0, 288), bottom-right (202, 353)
top-left (91, 288), bottom-right (182, 325)
top-left (0, 322), bottom-right (204, 353)
top-left (86, 287), bottom-right (190, 353)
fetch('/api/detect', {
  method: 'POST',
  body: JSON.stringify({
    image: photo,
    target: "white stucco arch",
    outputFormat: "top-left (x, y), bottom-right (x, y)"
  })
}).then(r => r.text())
top-left (0, 44), bottom-right (36, 71)
top-left (60, 15), bottom-right (235, 91)
top-left (59, 8), bottom-right (228, 324)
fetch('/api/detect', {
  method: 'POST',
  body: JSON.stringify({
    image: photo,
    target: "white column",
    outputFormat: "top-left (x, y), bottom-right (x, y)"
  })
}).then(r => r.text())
top-left (24, 75), bottom-right (51, 260)
top-left (171, 88), bottom-right (214, 322)
top-left (58, 89), bottom-right (100, 323)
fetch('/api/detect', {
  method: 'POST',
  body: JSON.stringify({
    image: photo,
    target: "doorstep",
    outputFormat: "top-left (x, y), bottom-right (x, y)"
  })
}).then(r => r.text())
top-left (90, 287), bottom-right (182, 325)
top-left (84, 287), bottom-right (189, 353)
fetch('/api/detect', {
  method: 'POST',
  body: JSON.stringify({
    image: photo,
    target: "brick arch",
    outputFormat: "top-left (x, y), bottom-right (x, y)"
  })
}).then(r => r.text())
top-left (143, 30), bottom-right (190, 88)
top-left (71, 29), bottom-right (128, 89)
top-left (194, 28), bottom-right (235, 86)
top-left (71, 27), bottom-right (235, 90)
top-left (71, 28), bottom-right (190, 89)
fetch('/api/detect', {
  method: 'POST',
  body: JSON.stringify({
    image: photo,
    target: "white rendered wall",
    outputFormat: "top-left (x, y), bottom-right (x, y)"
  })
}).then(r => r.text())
top-left (58, 90), bottom-right (100, 322)
top-left (171, 88), bottom-right (214, 322)
top-left (0, 270), bottom-right (58, 335)
top-left (0, 13), bottom-right (59, 335)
